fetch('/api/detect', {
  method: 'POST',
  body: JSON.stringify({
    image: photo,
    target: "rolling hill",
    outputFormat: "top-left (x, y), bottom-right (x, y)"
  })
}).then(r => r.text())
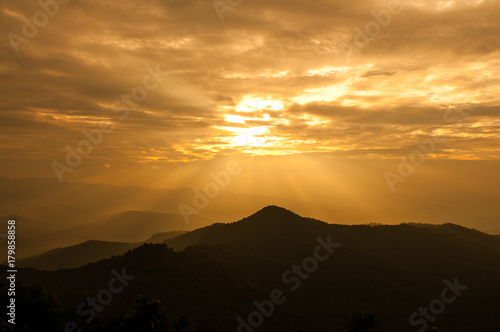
top-left (8, 206), bottom-right (500, 331)
top-left (16, 231), bottom-right (186, 270)
top-left (80, 210), bottom-right (208, 243)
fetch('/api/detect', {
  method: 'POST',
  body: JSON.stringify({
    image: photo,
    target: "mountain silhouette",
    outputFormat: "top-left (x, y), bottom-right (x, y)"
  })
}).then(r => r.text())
top-left (247, 205), bottom-right (301, 219)
top-left (16, 231), bottom-right (186, 270)
top-left (7, 206), bottom-right (500, 331)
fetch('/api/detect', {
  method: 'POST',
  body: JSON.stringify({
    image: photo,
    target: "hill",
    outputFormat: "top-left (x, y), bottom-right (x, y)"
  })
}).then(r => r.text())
top-left (16, 231), bottom-right (187, 270)
top-left (0, 176), bottom-right (318, 258)
top-left (84, 211), bottom-right (206, 243)
top-left (7, 206), bottom-right (500, 331)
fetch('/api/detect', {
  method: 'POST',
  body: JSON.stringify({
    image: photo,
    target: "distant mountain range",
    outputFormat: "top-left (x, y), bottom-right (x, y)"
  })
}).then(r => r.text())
top-left (10, 206), bottom-right (500, 331)
top-left (0, 210), bottom-right (208, 260)
top-left (0, 176), bottom-right (336, 259)
top-left (15, 231), bottom-right (185, 270)
top-left (2, 176), bottom-right (499, 262)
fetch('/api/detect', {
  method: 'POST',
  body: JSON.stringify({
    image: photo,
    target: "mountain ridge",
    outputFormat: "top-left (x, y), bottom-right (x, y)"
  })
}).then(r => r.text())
top-left (10, 206), bottom-right (500, 331)
top-left (15, 231), bottom-right (187, 270)
top-left (14, 206), bottom-right (500, 271)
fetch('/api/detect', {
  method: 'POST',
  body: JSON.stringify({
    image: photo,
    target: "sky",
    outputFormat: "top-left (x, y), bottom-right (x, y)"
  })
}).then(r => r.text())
top-left (1, 0), bottom-right (499, 231)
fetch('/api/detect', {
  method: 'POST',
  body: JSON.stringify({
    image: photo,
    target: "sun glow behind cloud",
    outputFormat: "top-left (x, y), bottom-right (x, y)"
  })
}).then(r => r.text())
top-left (235, 95), bottom-right (285, 113)
top-left (1, 0), bottom-right (499, 240)
top-left (0, 0), bottom-right (499, 177)
top-left (398, 0), bottom-right (486, 11)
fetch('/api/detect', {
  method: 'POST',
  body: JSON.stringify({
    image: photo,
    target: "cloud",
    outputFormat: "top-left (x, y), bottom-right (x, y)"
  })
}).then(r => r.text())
top-left (0, 0), bottom-right (498, 178)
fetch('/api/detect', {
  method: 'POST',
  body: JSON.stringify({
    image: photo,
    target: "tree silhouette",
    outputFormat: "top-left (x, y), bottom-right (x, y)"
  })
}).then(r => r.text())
top-left (0, 320), bottom-right (14, 332)
top-left (171, 314), bottom-right (189, 331)
top-left (103, 297), bottom-right (188, 332)
top-left (0, 282), bottom-right (61, 331)
top-left (344, 311), bottom-right (378, 332)
top-left (126, 297), bottom-right (169, 331)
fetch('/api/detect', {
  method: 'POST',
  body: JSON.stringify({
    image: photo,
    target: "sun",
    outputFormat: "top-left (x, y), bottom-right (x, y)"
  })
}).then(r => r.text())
top-left (235, 95), bottom-right (285, 113)
top-left (215, 126), bottom-right (269, 148)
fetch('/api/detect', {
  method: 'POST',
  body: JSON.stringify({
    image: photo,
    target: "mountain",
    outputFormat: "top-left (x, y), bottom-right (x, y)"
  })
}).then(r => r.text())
top-left (0, 214), bottom-right (53, 260)
top-left (0, 177), bottom-right (329, 257)
top-left (83, 210), bottom-right (208, 243)
top-left (9, 206), bottom-right (500, 331)
top-left (164, 205), bottom-right (330, 251)
top-left (0, 210), bottom-right (205, 260)
top-left (16, 231), bottom-right (187, 270)
top-left (165, 206), bottom-right (500, 259)
top-left (3, 176), bottom-right (500, 261)
top-left (143, 231), bottom-right (187, 243)
top-left (16, 240), bottom-right (138, 271)
top-left (0, 176), bottom-right (309, 229)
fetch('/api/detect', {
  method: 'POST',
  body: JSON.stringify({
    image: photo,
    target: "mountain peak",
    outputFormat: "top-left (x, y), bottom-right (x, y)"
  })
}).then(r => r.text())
top-left (249, 205), bottom-right (300, 219)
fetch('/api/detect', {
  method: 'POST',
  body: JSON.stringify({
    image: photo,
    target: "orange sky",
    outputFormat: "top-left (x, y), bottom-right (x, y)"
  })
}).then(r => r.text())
top-left (1, 0), bottom-right (499, 232)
